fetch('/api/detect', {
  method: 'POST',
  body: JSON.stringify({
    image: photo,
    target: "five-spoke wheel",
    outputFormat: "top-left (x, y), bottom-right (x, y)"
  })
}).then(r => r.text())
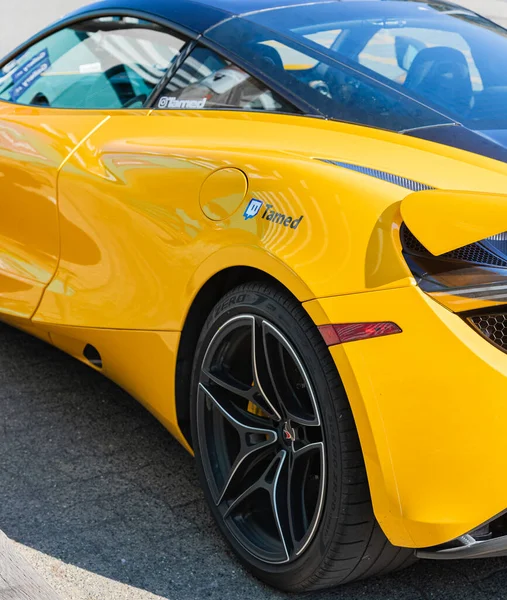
top-left (197, 314), bottom-right (325, 564)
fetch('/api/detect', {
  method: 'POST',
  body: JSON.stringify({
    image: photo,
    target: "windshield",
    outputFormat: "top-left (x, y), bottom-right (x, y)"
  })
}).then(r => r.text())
top-left (206, 1), bottom-right (507, 132)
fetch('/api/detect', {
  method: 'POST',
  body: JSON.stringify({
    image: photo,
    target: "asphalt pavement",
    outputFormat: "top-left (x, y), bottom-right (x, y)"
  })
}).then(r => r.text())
top-left (2, 1), bottom-right (507, 599)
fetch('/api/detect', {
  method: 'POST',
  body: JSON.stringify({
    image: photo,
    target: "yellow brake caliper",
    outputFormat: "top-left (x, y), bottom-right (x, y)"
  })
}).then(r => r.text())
top-left (247, 382), bottom-right (270, 419)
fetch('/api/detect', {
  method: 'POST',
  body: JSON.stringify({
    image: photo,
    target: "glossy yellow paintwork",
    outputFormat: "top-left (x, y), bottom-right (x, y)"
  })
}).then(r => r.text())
top-left (4, 102), bottom-right (507, 549)
top-left (428, 292), bottom-right (506, 312)
top-left (0, 104), bottom-right (109, 317)
top-left (200, 167), bottom-right (249, 221)
top-left (306, 285), bottom-right (507, 548)
top-left (402, 189), bottom-right (507, 255)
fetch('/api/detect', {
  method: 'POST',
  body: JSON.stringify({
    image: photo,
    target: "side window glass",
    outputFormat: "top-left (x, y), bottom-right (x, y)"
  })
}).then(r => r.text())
top-left (155, 46), bottom-right (295, 113)
top-left (358, 28), bottom-right (483, 91)
top-left (245, 38), bottom-right (443, 131)
top-left (0, 17), bottom-right (186, 109)
top-left (206, 18), bottom-right (449, 132)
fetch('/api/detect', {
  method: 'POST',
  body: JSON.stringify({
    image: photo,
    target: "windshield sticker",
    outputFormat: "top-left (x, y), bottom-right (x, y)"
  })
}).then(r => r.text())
top-left (243, 198), bottom-right (263, 220)
top-left (2, 50), bottom-right (29, 75)
top-left (9, 50), bottom-right (51, 102)
top-left (79, 62), bottom-right (102, 74)
top-left (157, 96), bottom-right (207, 109)
top-left (10, 49), bottom-right (49, 83)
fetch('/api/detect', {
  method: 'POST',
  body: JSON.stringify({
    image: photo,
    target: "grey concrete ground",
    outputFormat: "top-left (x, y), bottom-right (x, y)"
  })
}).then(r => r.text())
top-left (3, 1), bottom-right (507, 599)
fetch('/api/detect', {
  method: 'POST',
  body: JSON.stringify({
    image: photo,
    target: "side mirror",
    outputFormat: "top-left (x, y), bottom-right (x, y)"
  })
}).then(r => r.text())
top-left (400, 189), bottom-right (507, 255)
top-left (395, 36), bottom-right (425, 71)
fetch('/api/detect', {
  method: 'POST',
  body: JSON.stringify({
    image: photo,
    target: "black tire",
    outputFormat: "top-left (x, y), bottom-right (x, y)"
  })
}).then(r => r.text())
top-left (190, 282), bottom-right (415, 591)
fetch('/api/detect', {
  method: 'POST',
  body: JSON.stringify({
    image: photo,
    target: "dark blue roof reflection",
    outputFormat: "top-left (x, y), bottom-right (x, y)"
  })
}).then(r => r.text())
top-left (64, 0), bottom-right (469, 35)
top-left (65, 0), bottom-right (336, 34)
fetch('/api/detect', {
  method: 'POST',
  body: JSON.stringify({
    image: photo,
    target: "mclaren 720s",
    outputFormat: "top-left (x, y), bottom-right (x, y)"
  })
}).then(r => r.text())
top-left (3, 0), bottom-right (507, 591)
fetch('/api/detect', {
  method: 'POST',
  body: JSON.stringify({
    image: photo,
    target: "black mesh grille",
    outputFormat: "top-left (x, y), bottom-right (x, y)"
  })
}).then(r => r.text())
top-left (401, 226), bottom-right (427, 254)
top-left (469, 313), bottom-right (507, 352)
top-left (400, 225), bottom-right (507, 267)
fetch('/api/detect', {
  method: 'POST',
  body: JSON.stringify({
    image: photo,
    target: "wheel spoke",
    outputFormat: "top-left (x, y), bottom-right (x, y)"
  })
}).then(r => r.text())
top-left (291, 441), bottom-right (326, 557)
top-left (199, 383), bottom-right (277, 505)
top-left (202, 365), bottom-right (279, 422)
top-left (272, 448), bottom-right (297, 560)
top-left (262, 321), bottom-right (320, 427)
top-left (202, 367), bottom-right (253, 403)
top-left (293, 441), bottom-right (324, 459)
top-left (199, 382), bottom-right (272, 432)
top-left (224, 448), bottom-right (289, 565)
top-left (222, 450), bottom-right (283, 518)
top-left (251, 318), bottom-right (282, 421)
top-left (270, 450), bottom-right (291, 562)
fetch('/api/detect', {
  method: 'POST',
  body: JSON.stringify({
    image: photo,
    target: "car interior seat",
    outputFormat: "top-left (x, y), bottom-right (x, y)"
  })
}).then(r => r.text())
top-left (404, 46), bottom-right (473, 114)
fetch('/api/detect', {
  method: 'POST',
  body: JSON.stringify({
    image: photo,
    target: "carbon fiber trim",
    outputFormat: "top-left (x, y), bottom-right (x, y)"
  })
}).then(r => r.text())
top-left (319, 160), bottom-right (435, 192)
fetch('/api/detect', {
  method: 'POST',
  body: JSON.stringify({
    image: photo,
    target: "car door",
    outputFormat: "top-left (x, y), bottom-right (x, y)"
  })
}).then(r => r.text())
top-left (0, 14), bottom-right (187, 318)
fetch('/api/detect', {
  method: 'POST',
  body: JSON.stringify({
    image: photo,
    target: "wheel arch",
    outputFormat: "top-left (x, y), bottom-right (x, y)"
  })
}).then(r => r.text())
top-left (175, 262), bottom-right (312, 448)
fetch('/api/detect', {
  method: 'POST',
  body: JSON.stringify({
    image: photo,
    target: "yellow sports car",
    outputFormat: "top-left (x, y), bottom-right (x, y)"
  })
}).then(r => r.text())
top-left (4, 0), bottom-right (507, 591)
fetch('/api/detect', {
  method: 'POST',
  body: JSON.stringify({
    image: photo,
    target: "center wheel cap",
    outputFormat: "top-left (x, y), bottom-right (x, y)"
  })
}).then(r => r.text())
top-left (281, 421), bottom-right (296, 444)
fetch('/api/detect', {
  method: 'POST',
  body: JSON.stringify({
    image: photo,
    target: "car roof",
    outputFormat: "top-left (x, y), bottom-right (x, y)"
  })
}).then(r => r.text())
top-left (65, 0), bottom-right (465, 35)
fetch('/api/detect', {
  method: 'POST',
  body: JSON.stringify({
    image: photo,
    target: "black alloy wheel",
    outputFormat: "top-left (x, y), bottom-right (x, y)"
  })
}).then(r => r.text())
top-left (190, 282), bottom-right (415, 591)
top-left (197, 314), bottom-right (326, 564)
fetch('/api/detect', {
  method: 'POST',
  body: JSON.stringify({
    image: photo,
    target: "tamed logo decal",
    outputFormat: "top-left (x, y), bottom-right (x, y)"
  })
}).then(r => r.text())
top-left (158, 96), bottom-right (207, 109)
top-left (244, 199), bottom-right (304, 229)
top-left (244, 198), bottom-right (263, 220)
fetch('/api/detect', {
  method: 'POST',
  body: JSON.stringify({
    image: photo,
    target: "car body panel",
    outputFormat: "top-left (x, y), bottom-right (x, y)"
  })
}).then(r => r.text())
top-left (0, 312), bottom-right (190, 451)
top-left (401, 189), bottom-right (507, 255)
top-left (32, 110), bottom-right (507, 330)
top-left (307, 285), bottom-right (507, 548)
top-left (63, 0), bottom-right (335, 35)
top-left (65, 0), bottom-right (229, 34)
top-left (0, 102), bottom-right (109, 317)
top-left (33, 111), bottom-right (412, 330)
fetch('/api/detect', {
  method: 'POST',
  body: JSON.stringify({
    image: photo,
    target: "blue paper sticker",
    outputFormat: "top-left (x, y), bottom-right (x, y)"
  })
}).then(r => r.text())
top-left (10, 49), bottom-right (51, 102)
top-left (11, 49), bottom-right (50, 82)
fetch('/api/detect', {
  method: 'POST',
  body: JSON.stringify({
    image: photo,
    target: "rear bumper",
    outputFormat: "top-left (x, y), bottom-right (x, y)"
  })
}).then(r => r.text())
top-left (304, 285), bottom-right (507, 550)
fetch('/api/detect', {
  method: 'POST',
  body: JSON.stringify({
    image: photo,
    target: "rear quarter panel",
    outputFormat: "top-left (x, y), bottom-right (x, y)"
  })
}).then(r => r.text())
top-left (33, 111), bottom-right (428, 330)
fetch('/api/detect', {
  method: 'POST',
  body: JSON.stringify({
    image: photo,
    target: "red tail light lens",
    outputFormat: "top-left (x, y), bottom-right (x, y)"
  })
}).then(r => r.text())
top-left (319, 322), bottom-right (402, 346)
